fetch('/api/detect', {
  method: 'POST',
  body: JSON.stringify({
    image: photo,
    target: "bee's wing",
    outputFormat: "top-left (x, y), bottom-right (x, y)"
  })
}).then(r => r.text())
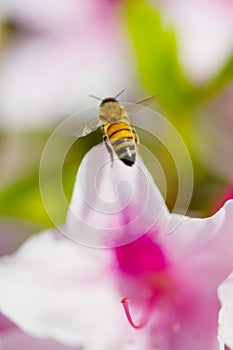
top-left (133, 95), bottom-right (158, 107)
top-left (125, 95), bottom-right (158, 116)
top-left (74, 117), bottom-right (102, 138)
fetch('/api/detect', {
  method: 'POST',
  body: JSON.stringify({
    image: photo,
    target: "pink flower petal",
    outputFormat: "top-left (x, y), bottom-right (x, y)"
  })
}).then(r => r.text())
top-left (65, 144), bottom-right (169, 248)
top-left (2, 327), bottom-right (81, 350)
top-left (114, 228), bottom-right (225, 349)
top-left (0, 230), bottom-right (127, 349)
top-left (113, 198), bottom-right (233, 349)
top-left (162, 200), bottom-right (233, 274)
top-left (116, 234), bottom-right (167, 276)
top-left (218, 271), bottom-right (233, 350)
top-left (148, 200), bottom-right (233, 349)
top-left (0, 312), bottom-right (16, 332)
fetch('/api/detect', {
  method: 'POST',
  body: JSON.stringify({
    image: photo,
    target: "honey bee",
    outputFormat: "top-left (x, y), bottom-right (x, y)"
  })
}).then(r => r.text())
top-left (76, 91), bottom-right (156, 167)
top-left (99, 93), bottom-right (139, 167)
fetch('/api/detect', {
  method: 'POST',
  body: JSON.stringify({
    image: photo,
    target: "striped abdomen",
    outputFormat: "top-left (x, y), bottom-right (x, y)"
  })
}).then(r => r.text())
top-left (106, 122), bottom-right (136, 167)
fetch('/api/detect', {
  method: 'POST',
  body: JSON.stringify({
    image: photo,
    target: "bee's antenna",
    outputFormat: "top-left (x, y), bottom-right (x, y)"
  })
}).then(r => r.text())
top-left (89, 94), bottom-right (102, 101)
top-left (115, 89), bottom-right (125, 99)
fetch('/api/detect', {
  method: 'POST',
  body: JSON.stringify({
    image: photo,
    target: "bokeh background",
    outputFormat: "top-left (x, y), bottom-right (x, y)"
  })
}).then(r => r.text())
top-left (0, 0), bottom-right (233, 255)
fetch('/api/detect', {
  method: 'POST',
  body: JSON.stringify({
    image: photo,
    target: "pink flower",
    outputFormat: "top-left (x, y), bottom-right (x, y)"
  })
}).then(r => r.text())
top-left (0, 0), bottom-right (132, 129)
top-left (157, 0), bottom-right (233, 84)
top-left (0, 145), bottom-right (233, 349)
top-left (0, 230), bottom-right (131, 349)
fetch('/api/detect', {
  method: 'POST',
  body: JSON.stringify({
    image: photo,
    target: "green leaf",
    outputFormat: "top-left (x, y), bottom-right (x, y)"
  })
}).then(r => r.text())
top-left (0, 172), bottom-right (50, 225)
top-left (0, 130), bottom-right (101, 227)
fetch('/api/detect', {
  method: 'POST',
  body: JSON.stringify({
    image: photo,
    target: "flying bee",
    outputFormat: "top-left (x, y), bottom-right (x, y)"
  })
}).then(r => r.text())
top-left (98, 92), bottom-right (139, 167)
top-left (75, 91), bottom-right (156, 167)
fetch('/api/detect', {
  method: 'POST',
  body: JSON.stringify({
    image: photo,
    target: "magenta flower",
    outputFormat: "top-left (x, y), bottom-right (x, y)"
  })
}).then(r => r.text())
top-left (0, 144), bottom-right (233, 349)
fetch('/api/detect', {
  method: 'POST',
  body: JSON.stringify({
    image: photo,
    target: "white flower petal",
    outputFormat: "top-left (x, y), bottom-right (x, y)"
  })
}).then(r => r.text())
top-left (0, 230), bottom-right (126, 350)
top-left (163, 200), bottom-right (233, 253)
top-left (65, 144), bottom-right (169, 248)
top-left (218, 271), bottom-right (233, 350)
top-left (159, 200), bottom-right (233, 299)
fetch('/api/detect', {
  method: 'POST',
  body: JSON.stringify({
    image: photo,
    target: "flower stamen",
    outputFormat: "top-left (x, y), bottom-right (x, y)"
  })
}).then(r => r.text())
top-left (121, 297), bottom-right (150, 329)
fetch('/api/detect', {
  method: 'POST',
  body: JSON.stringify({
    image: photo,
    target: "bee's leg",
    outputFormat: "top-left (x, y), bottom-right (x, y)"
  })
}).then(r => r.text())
top-left (132, 128), bottom-right (139, 146)
top-left (103, 135), bottom-right (114, 167)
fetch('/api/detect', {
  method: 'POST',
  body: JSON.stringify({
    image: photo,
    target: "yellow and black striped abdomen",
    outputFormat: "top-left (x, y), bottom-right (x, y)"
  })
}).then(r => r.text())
top-left (106, 122), bottom-right (136, 167)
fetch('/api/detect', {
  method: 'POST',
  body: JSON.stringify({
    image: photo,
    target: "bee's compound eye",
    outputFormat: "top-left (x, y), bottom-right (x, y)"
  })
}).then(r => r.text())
top-left (100, 97), bottom-right (117, 106)
top-left (100, 100), bottom-right (107, 107)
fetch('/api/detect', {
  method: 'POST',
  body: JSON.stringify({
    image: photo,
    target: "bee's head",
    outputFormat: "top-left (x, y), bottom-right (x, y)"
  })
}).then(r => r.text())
top-left (100, 97), bottom-right (118, 107)
top-left (89, 89), bottom-right (125, 106)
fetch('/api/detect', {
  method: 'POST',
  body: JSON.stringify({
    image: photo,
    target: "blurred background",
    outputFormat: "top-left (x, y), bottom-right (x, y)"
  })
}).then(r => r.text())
top-left (0, 0), bottom-right (233, 255)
